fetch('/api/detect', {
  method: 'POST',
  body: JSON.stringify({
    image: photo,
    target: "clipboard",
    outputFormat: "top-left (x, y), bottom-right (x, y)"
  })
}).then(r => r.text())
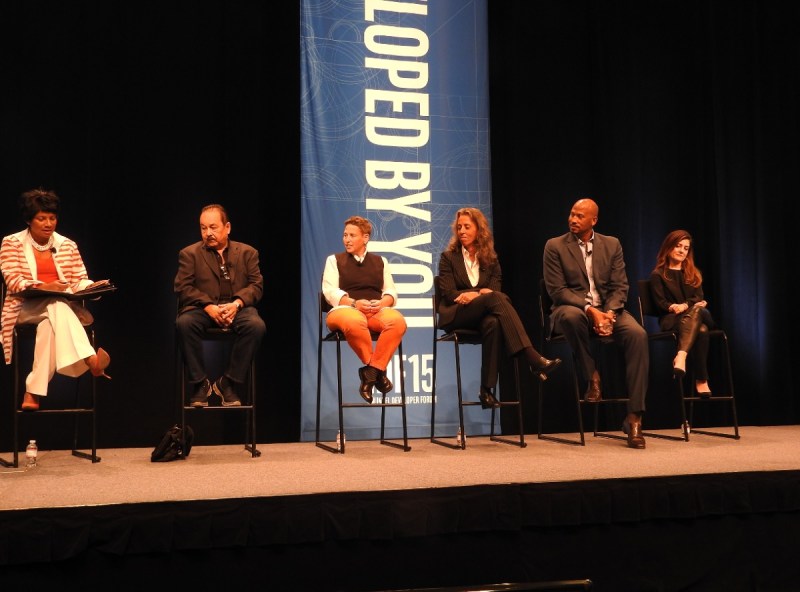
top-left (12, 283), bottom-right (117, 301)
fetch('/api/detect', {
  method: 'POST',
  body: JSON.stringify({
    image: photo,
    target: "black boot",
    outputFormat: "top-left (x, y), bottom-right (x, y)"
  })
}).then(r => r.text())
top-left (677, 305), bottom-right (703, 352)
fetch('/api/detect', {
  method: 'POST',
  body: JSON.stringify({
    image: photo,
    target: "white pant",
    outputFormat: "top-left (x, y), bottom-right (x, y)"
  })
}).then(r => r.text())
top-left (18, 299), bottom-right (95, 396)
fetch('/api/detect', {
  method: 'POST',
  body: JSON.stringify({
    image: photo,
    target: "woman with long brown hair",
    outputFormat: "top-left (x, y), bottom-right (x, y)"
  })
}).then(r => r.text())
top-left (436, 207), bottom-right (560, 408)
top-left (650, 229), bottom-right (714, 396)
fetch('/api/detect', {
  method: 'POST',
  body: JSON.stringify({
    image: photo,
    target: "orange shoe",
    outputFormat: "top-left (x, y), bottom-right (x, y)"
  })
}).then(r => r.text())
top-left (87, 348), bottom-right (112, 379)
top-left (21, 392), bottom-right (40, 411)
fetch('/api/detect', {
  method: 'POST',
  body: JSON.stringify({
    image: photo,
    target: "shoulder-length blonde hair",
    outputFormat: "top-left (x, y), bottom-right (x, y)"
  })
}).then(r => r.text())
top-left (653, 229), bottom-right (703, 287)
top-left (446, 207), bottom-right (498, 267)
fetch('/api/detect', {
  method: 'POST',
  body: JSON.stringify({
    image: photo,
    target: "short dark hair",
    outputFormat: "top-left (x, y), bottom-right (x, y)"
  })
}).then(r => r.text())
top-left (20, 187), bottom-right (59, 223)
top-left (201, 203), bottom-right (228, 224)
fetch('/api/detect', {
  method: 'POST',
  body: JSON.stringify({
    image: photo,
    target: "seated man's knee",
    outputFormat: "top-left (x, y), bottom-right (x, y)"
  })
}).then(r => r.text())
top-left (553, 305), bottom-right (585, 329)
top-left (249, 315), bottom-right (267, 339)
top-left (175, 311), bottom-right (199, 333)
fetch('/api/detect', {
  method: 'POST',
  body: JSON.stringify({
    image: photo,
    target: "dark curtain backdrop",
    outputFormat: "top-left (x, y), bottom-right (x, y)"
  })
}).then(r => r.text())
top-left (0, 2), bottom-right (302, 449)
top-left (488, 0), bottom-right (799, 430)
top-left (0, 1), bottom-right (796, 450)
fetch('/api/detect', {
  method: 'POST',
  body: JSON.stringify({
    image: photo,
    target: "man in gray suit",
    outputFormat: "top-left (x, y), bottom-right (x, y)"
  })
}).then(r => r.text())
top-left (543, 198), bottom-right (648, 449)
top-left (174, 204), bottom-right (265, 407)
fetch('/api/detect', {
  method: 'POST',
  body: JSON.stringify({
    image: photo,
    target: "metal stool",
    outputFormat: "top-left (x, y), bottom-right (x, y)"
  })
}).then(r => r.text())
top-left (0, 283), bottom-right (101, 467)
top-left (430, 277), bottom-right (525, 450)
top-left (637, 278), bottom-right (739, 441)
top-left (314, 293), bottom-right (410, 454)
top-left (176, 325), bottom-right (259, 457)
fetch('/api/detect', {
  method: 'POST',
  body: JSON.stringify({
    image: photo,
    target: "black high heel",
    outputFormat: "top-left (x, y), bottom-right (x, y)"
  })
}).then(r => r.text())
top-left (478, 386), bottom-right (500, 409)
top-left (672, 355), bottom-right (686, 379)
top-left (531, 357), bottom-right (562, 382)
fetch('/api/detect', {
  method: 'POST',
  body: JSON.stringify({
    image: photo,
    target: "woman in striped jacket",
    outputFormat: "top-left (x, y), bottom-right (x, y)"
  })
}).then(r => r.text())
top-left (1, 188), bottom-right (111, 411)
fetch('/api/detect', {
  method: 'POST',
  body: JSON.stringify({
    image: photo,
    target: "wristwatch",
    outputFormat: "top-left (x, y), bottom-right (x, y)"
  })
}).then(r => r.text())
top-left (234, 300), bottom-right (242, 311)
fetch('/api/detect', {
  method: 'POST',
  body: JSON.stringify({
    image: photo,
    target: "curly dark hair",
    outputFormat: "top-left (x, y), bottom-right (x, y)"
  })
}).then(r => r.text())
top-left (20, 187), bottom-right (59, 223)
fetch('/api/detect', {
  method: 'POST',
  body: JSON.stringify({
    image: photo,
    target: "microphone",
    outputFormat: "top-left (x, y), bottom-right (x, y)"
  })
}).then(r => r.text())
top-left (585, 247), bottom-right (592, 257)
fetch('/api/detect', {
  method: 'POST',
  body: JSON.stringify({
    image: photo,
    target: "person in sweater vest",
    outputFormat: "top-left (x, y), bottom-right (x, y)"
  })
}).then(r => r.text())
top-left (321, 216), bottom-right (407, 403)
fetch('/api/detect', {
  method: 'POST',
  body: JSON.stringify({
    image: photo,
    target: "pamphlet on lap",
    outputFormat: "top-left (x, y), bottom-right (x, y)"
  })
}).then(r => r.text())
top-left (14, 281), bottom-right (116, 301)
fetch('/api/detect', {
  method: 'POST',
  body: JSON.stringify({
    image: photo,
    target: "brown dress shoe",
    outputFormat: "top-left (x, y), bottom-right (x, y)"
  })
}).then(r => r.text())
top-left (584, 375), bottom-right (602, 402)
top-left (375, 371), bottom-right (393, 395)
top-left (623, 413), bottom-right (646, 449)
top-left (358, 366), bottom-right (378, 403)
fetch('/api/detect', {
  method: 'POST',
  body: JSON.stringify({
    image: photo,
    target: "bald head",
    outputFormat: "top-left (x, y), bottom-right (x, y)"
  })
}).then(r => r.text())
top-left (568, 198), bottom-right (598, 241)
top-left (574, 198), bottom-right (598, 217)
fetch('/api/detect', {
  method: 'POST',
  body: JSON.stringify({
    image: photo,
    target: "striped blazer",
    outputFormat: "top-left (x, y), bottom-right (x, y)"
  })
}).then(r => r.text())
top-left (0, 229), bottom-right (94, 364)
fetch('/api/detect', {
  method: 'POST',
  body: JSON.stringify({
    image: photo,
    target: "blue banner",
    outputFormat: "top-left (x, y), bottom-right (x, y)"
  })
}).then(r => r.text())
top-left (300, 0), bottom-right (492, 442)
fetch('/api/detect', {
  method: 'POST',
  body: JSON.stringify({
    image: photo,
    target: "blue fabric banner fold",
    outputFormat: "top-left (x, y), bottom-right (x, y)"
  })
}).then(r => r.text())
top-left (300, 0), bottom-right (492, 442)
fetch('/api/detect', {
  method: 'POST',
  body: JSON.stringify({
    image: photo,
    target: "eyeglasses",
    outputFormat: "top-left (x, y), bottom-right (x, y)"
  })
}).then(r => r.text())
top-left (220, 264), bottom-right (231, 281)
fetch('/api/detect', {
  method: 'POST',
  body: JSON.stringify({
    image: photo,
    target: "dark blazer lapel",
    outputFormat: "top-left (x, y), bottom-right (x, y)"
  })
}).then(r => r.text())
top-left (452, 251), bottom-right (473, 288)
top-left (567, 234), bottom-right (588, 282)
top-left (226, 242), bottom-right (240, 285)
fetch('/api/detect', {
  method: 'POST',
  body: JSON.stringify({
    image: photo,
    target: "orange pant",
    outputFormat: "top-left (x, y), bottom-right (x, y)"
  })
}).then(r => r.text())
top-left (326, 307), bottom-right (406, 371)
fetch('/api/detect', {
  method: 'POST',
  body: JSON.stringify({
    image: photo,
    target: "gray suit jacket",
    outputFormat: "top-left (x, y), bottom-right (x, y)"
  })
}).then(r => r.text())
top-left (174, 240), bottom-right (263, 314)
top-left (542, 231), bottom-right (629, 313)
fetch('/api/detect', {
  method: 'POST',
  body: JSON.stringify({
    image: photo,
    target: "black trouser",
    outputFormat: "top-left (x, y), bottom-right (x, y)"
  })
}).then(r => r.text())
top-left (444, 291), bottom-right (532, 388)
top-left (175, 307), bottom-right (265, 385)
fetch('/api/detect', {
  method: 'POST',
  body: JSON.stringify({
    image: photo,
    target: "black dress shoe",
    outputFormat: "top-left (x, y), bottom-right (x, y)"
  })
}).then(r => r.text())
top-left (531, 356), bottom-right (562, 381)
top-left (478, 385), bottom-right (500, 409)
top-left (189, 378), bottom-right (212, 407)
top-left (584, 376), bottom-right (602, 402)
top-left (212, 376), bottom-right (241, 406)
top-left (358, 366), bottom-right (378, 403)
top-left (375, 370), bottom-right (393, 394)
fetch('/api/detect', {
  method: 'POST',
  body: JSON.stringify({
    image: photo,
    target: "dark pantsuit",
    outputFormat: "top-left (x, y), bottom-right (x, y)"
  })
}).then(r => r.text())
top-left (550, 305), bottom-right (648, 414)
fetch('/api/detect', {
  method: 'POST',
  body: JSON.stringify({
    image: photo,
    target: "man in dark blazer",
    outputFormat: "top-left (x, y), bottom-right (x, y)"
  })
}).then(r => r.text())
top-left (175, 204), bottom-right (265, 407)
top-left (542, 198), bottom-right (648, 449)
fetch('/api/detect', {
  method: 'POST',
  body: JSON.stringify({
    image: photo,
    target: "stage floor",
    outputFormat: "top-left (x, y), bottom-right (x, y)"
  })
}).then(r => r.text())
top-left (2, 424), bottom-right (796, 511)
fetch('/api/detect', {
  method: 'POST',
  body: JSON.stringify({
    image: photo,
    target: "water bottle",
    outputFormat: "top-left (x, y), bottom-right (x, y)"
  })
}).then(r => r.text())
top-left (336, 430), bottom-right (345, 451)
top-left (25, 440), bottom-right (38, 468)
top-left (456, 427), bottom-right (463, 447)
